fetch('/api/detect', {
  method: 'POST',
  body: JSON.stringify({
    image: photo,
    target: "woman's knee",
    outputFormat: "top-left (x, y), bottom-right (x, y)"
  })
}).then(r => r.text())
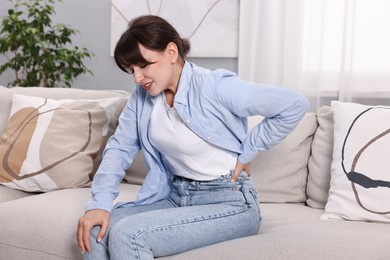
top-left (108, 220), bottom-right (153, 259)
top-left (108, 220), bottom-right (137, 247)
top-left (89, 225), bottom-right (102, 246)
top-left (83, 226), bottom-right (110, 260)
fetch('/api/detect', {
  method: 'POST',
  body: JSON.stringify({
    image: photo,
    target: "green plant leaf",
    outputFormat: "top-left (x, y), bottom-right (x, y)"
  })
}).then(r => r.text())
top-left (0, 0), bottom-right (93, 88)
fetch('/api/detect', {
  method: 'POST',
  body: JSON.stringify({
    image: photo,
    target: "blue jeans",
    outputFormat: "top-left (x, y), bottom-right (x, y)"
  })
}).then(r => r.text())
top-left (84, 172), bottom-right (261, 260)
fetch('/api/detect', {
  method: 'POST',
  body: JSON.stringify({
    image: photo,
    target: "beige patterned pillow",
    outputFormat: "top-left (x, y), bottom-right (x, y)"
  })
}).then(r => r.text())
top-left (0, 94), bottom-right (126, 192)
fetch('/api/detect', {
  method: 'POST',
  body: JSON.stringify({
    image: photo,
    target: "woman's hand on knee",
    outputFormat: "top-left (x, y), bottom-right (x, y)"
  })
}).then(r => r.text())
top-left (77, 209), bottom-right (110, 254)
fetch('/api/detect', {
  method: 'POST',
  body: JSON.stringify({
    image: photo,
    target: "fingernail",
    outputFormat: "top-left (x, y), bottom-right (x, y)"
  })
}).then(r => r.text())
top-left (97, 238), bottom-right (102, 243)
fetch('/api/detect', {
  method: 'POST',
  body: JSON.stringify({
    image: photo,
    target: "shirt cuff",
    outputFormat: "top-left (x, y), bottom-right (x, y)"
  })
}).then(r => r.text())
top-left (238, 149), bottom-right (258, 165)
top-left (85, 192), bottom-right (115, 213)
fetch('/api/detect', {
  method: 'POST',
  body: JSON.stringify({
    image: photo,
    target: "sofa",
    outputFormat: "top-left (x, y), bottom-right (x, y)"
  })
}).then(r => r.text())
top-left (0, 86), bottom-right (389, 260)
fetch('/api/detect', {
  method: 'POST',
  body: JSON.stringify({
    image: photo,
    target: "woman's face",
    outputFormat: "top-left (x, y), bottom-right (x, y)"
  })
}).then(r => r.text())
top-left (129, 44), bottom-right (180, 96)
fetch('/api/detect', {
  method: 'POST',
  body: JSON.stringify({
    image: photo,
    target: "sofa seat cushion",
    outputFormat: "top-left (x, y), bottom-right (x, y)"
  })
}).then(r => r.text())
top-left (162, 204), bottom-right (390, 260)
top-left (0, 183), bottom-right (140, 260)
top-left (0, 185), bottom-right (32, 203)
top-left (1, 190), bottom-right (389, 260)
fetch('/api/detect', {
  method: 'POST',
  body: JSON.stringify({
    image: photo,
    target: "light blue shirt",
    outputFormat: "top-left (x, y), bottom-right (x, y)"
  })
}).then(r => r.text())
top-left (86, 61), bottom-right (309, 212)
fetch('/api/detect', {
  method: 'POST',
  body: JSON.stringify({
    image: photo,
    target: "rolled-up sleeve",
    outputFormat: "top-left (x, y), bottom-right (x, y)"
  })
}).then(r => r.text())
top-left (215, 75), bottom-right (309, 164)
top-left (85, 91), bottom-right (141, 212)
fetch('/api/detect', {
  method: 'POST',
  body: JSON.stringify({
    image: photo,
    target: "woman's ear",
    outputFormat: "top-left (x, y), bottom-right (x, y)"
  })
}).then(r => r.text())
top-left (166, 42), bottom-right (179, 64)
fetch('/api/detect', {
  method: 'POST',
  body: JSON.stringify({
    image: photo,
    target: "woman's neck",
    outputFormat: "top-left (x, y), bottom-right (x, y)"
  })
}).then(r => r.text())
top-left (165, 59), bottom-right (185, 107)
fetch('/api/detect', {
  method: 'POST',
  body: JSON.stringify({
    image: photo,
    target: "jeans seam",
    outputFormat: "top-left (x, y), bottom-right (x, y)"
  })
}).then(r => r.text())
top-left (131, 206), bottom-right (250, 257)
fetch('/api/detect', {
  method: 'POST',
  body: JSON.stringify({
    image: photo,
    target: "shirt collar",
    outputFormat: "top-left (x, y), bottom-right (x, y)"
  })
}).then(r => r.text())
top-left (173, 60), bottom-right (192, 106)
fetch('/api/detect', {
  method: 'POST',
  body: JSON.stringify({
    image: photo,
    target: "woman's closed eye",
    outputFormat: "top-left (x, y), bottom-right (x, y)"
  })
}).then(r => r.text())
top-left (127, 64), bottom-right (148, 74)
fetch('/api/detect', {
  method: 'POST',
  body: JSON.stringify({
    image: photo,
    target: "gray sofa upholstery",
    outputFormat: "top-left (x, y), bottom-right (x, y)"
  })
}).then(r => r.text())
top-left (0, 86), bottom-right (389, 260)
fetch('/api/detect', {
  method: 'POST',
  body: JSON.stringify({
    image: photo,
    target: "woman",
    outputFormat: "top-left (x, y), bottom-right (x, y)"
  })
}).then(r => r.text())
top-left (77, 15), bottom-right (309, 259)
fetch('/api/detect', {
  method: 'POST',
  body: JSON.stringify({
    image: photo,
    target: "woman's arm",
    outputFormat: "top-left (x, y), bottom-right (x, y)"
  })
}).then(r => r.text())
top-left (215, 75), bottom-right (309, 164)
top-left (85, 90), bottom-right (142, 212)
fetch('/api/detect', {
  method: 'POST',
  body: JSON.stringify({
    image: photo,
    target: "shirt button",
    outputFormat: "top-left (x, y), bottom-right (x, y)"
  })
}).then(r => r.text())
top-left (186, 119), bottom-right (190, 124)
top-left (207, 136), bottom-right (211, 140)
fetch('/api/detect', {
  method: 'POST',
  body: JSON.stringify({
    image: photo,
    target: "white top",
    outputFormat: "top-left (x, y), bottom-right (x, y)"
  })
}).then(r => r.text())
top-left (149, 93), bottom-right (237, 180)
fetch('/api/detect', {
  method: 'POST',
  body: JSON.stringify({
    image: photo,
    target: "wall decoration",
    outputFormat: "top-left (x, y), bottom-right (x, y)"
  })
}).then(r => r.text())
top-left (110, 0), bottom-right (239, 57)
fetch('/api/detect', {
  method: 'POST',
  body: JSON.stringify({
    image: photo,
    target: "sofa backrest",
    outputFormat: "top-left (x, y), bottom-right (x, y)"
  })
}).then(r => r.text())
top-left (307, 106), bottom-right (334, 209)
top-left (0, 86), bottom-right (322, 205)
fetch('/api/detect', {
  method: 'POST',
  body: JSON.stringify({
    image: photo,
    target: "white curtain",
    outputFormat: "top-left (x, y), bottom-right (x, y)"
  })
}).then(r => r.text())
top-left (238, 0), bottom-right (390, 111)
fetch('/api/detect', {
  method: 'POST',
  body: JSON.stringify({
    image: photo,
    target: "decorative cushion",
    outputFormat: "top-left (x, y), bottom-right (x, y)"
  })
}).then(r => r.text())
top-left (250, 113), bottom-right (317, 203)
top-left (321, 101), bottom-right (390, 222)
top-left (0, 94), bottom-right (127, 192)
top-left (306, 106), bottom-right (333, 209)
top-left (0, 87), bottom-right (130, 135)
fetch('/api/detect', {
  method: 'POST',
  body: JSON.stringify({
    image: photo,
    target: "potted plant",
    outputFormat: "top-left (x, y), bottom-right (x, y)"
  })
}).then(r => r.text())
top-left (0, 0), bottom-right (93, 87)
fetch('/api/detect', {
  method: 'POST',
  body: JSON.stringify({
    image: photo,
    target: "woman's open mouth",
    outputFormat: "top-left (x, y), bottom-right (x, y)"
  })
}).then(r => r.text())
top-left (142, 82), bottom-right (153, 91)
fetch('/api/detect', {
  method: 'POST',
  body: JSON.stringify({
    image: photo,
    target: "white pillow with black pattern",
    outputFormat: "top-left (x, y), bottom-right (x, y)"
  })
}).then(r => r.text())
top-left (321, 101), bottom-right (390, 222)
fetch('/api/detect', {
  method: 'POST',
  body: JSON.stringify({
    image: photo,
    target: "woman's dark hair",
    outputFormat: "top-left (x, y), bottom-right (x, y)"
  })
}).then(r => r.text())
top-left (114, 15), bottom-right (191, 73)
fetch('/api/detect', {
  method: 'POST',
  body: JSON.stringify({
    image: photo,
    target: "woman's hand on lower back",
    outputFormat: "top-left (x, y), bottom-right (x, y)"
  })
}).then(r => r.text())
top-left (231, 160), bottom-right (251, 182)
